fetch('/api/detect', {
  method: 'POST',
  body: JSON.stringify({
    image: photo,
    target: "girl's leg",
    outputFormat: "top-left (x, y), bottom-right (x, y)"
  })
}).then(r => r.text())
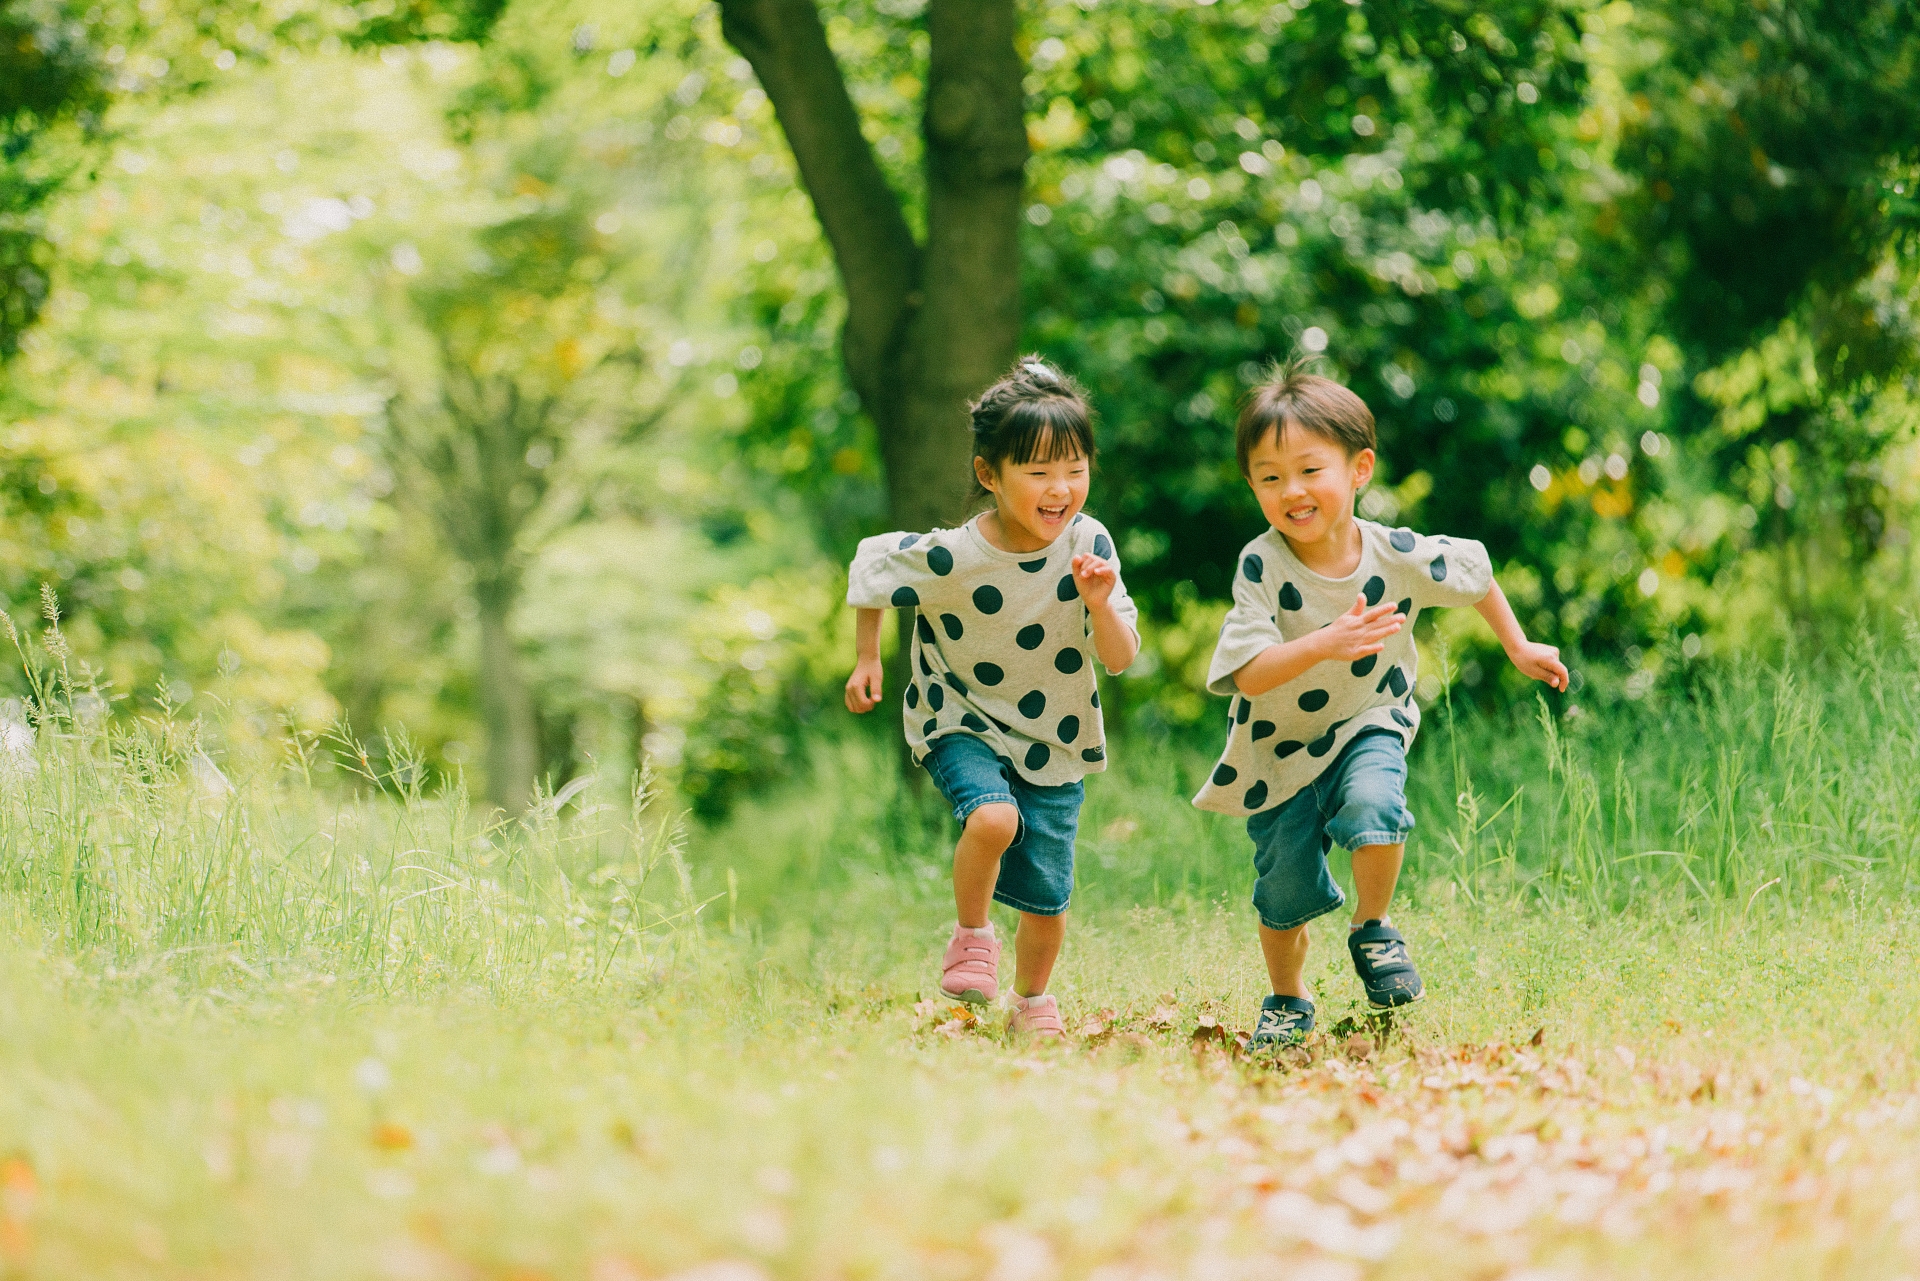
top-left (1258, 922), bottom-right (1312, 998)
top-left (1013, 912), bottom-right (1066, 997)
top-left (953, 802), bottom-right (1020, 928)
top-left (1348, 842), bottom-right (1405, 925)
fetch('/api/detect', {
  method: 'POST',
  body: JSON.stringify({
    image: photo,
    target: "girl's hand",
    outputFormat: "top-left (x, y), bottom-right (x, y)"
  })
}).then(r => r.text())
top-left (845, 655), bottom-right (885, 713)
top-left (1508, 640), bottom-right (1570, 691)
top-left (1317, 595), bottom-right (1404, 662)
top-left (1071, 552), bottom-right (1117, 608)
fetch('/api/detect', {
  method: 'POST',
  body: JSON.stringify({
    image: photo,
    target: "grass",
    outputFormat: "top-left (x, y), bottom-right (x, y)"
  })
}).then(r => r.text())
top-left (5, 627), bottom-right (1920, 1279)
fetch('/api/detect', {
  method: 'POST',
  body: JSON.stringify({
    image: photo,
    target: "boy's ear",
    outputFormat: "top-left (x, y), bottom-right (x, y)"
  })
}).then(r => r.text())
top-left (1351, 448), bottom-right (1377, 489)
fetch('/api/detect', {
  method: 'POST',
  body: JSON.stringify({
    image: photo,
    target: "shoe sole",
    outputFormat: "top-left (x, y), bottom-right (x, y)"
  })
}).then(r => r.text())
top-left (1365, 989), bottom-right (1424, 1009)
top-left (943, 987), bottom-right (993, 1006)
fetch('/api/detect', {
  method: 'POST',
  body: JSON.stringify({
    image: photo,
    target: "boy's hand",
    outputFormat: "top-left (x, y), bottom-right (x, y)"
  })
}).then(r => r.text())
top-left (1318, 595), bottom-right (1404, 662)
top-left (1071, 552), bottom-right (1118, 608)
top-left (845, 655), bottom-right (885, 713)
top-left (1508, 640), bottom-right (1570, 691)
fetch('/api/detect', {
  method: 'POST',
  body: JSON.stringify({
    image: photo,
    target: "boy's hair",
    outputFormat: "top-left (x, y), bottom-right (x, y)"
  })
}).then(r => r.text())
top-left (968, 356), bottom-right (1095, 493)
top-left (1235, 359), bottom-right (1376, 475)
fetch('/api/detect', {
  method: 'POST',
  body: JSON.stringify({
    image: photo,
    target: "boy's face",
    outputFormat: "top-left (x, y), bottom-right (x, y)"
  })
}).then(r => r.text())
top-left (1245, 421), bottom-right (1375, 547)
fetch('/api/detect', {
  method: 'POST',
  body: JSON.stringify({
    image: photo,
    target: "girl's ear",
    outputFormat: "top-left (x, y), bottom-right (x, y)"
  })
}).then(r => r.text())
top-left (972, 455), bottom-right (999, 493)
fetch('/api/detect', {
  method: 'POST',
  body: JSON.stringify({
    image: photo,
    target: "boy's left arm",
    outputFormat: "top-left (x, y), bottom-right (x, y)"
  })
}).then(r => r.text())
top-left (1072, 552), bottom-right (1140, 674)
top-left (1475, 579), bottom-right (1570, 691)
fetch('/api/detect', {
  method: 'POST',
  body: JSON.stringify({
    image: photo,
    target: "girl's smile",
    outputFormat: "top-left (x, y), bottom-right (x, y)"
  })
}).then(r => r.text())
top-left (975, 448), bottom-right (1089, 553)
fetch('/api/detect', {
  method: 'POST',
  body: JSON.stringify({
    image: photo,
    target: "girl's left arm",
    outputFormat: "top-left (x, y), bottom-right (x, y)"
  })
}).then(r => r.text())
top-left (1474, 579), bottom-right (1570, 691)
top-left (1073, 553), bottom-right (1140, 674)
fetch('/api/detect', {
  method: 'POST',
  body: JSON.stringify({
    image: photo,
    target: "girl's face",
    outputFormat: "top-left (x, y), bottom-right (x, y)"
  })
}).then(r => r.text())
top-left (1246, 422), bottom-right (1374, 547)
top-left (975, 445), bottom-right (1090, 548)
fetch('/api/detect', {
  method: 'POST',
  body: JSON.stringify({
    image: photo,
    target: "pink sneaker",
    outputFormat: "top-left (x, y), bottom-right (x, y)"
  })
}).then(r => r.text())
top-left (939, 925), bottom-right (1000, 1004)
top-left (1008, 993), bottom-right (1064, 1038)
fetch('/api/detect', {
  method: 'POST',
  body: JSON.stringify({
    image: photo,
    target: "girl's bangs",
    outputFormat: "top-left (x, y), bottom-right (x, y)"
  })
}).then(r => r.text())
top-left (1004, 400), bottom-right (1094, 466)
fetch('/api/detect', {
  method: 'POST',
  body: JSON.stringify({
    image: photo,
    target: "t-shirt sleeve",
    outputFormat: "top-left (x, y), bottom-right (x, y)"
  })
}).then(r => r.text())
top-left (1416, 536), bottom-right (1494, 610)
top-left (1205, 548), bottom-right (1284, 696)
top-left (846, 532), bottom-right (955, 610)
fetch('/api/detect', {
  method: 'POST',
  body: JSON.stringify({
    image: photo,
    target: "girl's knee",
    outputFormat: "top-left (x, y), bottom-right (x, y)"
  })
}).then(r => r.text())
top-left (964, 801), bottom-right (1020, 851)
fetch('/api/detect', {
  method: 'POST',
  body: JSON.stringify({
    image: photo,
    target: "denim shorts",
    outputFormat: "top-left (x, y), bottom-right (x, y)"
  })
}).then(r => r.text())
top-left (1247, 728), bottom-right (1415, 931)
top-left (922, 732), bottom-right (1084, 916)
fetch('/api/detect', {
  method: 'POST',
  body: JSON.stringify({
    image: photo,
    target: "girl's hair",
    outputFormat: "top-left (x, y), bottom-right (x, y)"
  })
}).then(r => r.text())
top-left (968, 356), bottom-right (1095, 492)
top-left (1235, 355), bottom-right (1375, 476)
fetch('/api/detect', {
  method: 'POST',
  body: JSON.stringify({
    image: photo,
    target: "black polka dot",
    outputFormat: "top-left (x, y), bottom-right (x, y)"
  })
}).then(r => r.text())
top-left (1016, 623), bottom-right (1045, 649)
top-left (1081, 745), bottom-right (1105, 763)
top-left (1090, 688), bottom-right (1100, 708)
top-left (972, 662), bottom-right (1004, 686)
top-left (973, 584), bottom-right (1003, 614)
top-left (1390, 709), bottom-right (1413, 728)
top-left (1054, 648), bottom-right (1084, 674)
top-left (1279, 582), bottom-right (1304, 611)
top-left (1396, 597), bottom-right (1413, 617)
top-left (1363, 575), bottom-right (1386, 606)
top-left (962, 712), bottom-right (989, 732)
top-left (1093, 533), bottom-right (1113, 558)
top-left (1242, 554), bottom-right (1263, 583)
top-left (944, 671), bottom-right (968, 695)
top-left (1308, 727), bottom-right (1339, 757)
top-left (926, 683), bottom-right (944, 711)
top-left (917, 615), bottom-right (936, 644)
top-left (1429, 555), bottom-right (1448, 582)
top-left (891, 586), bottom-right (919, 607)
top-left (1235, 697), bottom-right (1251, 724)
top-left (1020, 557), bottom-right (1048, 573)
top-left (1057, 715), bottom-right (1080, 743)
top-left (1351, 654), bottom-right (1378, 678)
top-left (1383, 667), bottom-right (1409, 697)
top-left (1389, 528), bottom-right (1415, 553)
top-left (1276, 741), bottom-right (1305, 758)
top-left (1243, 780), bottom-right (1268, 810)
top-left (906, 683), bottom-right (919, 709)
top-left (1057, 574), bottom-right (1079, 602)
top-left (923, 718), bottom-right (938, 736)
top-left (1438, 537), bottom-right (1451, 545)
top-left (1018, 689), bottom-right (1047, 719)
top-left (1024, 742), bottom-right (1051, 772)
top-left (918, 651), bottom-right (932, 677)
top-left (1251, 720), bottom-right (1275, 741)
top-left (927, 545), bottom-right (953, 575)
top-left (940, 613), bottom-right (964, 640)
top-left (1298, 688), bottom-right (1329, 712)
top-left (990, 715), bottom-right (1012, 732)
top-left (899, 534), bottom-right (920, 549)
top-left (1073, 513), bottom-right (1084, 524)
top-left (1211, 763), bottom-right (1238, 786)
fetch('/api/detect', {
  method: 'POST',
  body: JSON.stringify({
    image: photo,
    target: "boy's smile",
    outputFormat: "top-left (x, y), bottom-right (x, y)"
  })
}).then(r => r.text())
top-left (1246, 422), bottom-right (1375, 570)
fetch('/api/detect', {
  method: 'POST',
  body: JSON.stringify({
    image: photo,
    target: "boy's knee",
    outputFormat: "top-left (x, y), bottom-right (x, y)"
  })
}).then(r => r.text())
top-left (964, 802), bottom-right (1020, 851)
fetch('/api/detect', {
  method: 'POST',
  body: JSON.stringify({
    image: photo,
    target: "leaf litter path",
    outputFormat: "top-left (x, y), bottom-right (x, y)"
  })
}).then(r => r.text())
top-left (903, 1002), bottom-right (1920, 1281)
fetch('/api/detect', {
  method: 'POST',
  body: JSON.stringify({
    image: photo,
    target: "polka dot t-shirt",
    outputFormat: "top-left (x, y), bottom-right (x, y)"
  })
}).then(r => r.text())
top-left (846, 513), bottom-right (1138, 786)
top-left (1191, 520), bottom-right (1493, 815)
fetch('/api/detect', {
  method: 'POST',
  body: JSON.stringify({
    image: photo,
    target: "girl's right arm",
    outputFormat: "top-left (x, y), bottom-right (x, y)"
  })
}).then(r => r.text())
top-left (845, 607), bottom-right (886, 713)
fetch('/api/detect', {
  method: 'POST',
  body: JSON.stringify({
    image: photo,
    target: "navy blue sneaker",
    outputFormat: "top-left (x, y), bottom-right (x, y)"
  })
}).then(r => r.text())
top-left (1250, 994), bottom-right (1315, 1046)
top-left (1348, 919), bottom-right (1423, 1008)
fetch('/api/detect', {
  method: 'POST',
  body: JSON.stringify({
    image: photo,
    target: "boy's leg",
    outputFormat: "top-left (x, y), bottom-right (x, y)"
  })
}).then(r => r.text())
top-left (1013, 911), bottom-right (1066, 997)
top-left (1258, 921), bottom-right (1312, 999)
top-left (1349, 843), bottom-right (1405, 926)
top-left (953, 802), bottom-right (1019, 927)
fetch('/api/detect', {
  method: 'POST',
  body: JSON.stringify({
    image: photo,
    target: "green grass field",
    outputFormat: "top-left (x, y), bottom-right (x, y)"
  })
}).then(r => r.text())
top-left (5, 636), bottom-right (1920, 1279)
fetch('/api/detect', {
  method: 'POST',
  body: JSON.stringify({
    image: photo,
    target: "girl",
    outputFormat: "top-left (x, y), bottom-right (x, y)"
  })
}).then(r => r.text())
top-left (844, 358), bottom-right (1140, 1038)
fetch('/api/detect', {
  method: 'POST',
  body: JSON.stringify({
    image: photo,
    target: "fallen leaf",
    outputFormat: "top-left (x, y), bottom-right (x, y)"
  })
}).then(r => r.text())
top-left (1191, 1016), bottom-right (1227, 1048)
top-left (371, 1122), bottom-right (414, 1151)
top-left (1345, 1034), bottom-right (1373, 1061)
top-left (1149, 1005), bottom-right (1180, 1028)
top-left (1530, 1026), bottom-right (1545, 1047)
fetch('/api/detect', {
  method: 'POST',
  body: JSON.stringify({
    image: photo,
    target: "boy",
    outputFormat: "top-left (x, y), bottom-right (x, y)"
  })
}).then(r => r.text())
top-left (1193, 365), bottom-right (1568, 1045)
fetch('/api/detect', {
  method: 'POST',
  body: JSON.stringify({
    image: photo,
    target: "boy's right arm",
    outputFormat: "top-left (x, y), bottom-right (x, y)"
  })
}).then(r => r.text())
top-left (845, 607), bottom-right (886, 713)
top-left (1232, 595), bottom-right (1405, 697)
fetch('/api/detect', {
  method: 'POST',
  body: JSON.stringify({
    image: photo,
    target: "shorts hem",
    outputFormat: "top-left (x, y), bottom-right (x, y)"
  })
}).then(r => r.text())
top-left (951, 791), bottom-right (1019, 825)
top-left (1255, 894), bottom-right (1345, 932)
top-left (993, 890), bottom-right (1069, 917)
top-left (1339, 829), bottom-right (1412, 850)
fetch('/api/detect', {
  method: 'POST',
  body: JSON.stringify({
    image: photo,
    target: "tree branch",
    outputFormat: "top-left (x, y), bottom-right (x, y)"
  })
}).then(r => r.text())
top-left (717, 0), bottom-right (919, 410)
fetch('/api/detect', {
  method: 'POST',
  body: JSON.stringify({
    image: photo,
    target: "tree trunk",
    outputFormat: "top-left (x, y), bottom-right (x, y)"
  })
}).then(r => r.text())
top-left (475, 583), bottom-right (539, 812)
